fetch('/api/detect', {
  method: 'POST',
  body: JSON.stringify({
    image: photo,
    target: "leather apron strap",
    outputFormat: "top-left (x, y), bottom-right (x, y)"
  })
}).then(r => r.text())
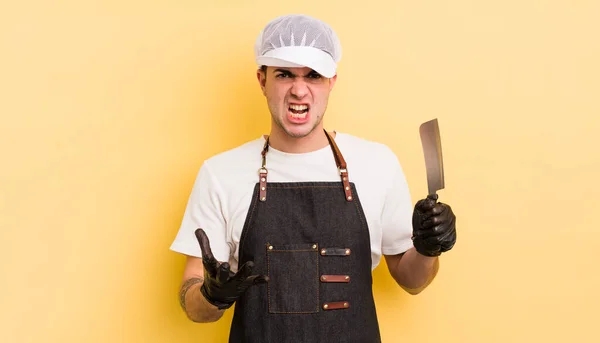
top-left (259, 129), bottom-right (353, 202)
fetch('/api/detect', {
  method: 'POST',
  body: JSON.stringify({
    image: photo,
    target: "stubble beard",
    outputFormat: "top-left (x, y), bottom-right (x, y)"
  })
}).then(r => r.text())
top-left (272, 111), bottom-right (324, 139)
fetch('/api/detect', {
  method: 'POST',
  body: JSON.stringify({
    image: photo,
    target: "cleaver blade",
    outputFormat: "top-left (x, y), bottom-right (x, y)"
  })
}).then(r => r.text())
top-left (419, 118), bottom-right (445, 196)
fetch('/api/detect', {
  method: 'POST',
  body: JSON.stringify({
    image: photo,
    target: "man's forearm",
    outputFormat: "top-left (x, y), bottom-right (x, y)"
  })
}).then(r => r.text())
top-left (179, 277), bottom-right (225, 322)
top-left (386, 247), bottom-right (439, 295)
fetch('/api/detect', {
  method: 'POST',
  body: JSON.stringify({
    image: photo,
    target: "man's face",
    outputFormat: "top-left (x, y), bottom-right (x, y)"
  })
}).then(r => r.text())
top-left (257, 66), bottom-right (337, 139)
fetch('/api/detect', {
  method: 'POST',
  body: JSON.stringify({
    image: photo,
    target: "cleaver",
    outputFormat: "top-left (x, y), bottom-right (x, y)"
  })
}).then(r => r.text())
top-left (419, 118), bottom-right (445, 198)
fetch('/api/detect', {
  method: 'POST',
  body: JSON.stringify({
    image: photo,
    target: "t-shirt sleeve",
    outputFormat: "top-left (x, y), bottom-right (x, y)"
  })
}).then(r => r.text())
top-left (169, 162), bottom-right (231, 262)
top-left (380, 154), bottom-right (414, 255)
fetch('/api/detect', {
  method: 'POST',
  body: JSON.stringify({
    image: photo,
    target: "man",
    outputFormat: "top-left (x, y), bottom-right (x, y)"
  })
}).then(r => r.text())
top-left (170, 14), bottom-right (456, 342)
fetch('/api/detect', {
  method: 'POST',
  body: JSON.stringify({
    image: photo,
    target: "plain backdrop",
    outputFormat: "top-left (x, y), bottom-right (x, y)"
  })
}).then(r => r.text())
top-left (1, 1), bottom-right (599, 342)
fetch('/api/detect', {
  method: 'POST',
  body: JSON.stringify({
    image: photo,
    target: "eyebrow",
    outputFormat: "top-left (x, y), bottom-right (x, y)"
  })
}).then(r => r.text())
top-left (273, 69), bottom-right (321, 77)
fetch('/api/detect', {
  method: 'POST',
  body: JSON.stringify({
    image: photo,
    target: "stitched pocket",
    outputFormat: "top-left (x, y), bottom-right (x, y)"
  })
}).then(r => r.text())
top-left (266, 243), bottom-right (319, 314)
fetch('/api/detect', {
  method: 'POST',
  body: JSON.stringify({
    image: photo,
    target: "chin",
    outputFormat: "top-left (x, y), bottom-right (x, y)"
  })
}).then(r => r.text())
top-left (284, 126), bottom-right (313, 138)
top-left (273, 111), bottom-right (322, 138)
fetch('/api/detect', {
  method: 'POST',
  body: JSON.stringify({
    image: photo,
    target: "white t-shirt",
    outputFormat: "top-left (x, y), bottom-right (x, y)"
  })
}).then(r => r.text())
top-left (170, 132), bottom-right (415, 272)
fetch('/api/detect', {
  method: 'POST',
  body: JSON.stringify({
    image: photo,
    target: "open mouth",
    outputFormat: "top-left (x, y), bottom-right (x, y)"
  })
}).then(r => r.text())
top-left (289, 104), bottom-right (309, 119)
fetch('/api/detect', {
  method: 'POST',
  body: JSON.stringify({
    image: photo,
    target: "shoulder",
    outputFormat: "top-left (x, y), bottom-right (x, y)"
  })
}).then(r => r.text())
top-left (202, 137), bottom-right (265, 174)
top-left (335, 132), bottom-right (408, 196)
top-left (335, 132), bottom-right (401, 169)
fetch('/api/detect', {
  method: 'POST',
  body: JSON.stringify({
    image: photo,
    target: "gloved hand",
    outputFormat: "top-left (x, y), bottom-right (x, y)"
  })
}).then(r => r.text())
top-left (412, 194), bottom-right (456, 257)
top-left (195, 228), bottom-right (269, 310)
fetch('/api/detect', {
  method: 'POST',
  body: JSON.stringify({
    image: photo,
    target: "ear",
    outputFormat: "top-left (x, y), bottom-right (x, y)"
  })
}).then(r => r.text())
top-left (328, 74), bottom-right (338, 91)
top-left (256, 68), bottom-right (267, 95)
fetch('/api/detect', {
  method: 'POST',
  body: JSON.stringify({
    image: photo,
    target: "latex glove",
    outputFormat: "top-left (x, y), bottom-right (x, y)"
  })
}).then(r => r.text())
top-left (195, 228), bottom-right (268, 310)
top-left (412, 194), bottom-right (456, 257)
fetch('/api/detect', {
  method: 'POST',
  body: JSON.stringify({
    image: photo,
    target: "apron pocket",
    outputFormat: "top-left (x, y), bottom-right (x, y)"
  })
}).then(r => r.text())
top-left (266, 243), bottom-right (319, 314)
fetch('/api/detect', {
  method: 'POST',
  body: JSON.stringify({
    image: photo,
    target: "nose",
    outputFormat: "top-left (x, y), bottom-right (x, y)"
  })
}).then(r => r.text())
top-left (290, 78), bottom-right (309, 98)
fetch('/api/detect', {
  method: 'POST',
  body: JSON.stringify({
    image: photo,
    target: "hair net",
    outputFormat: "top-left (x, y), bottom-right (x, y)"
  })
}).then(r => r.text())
top-left (254, 14), bottom-right (342, 78)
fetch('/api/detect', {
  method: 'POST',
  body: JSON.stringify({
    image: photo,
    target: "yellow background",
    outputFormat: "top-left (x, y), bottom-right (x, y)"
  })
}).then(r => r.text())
top-left (1, 1), bottom-right (599, 342)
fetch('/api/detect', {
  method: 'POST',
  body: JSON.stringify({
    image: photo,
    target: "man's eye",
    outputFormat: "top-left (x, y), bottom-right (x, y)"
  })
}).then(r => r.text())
top-left (307, 72), bottom-right (322, 79)
top-left (276, 73), bottom-right (292, 78)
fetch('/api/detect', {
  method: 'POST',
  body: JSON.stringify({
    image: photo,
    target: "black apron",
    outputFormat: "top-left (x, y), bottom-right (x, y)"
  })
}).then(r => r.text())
top-left (229, 130), bottom-right (382, 343)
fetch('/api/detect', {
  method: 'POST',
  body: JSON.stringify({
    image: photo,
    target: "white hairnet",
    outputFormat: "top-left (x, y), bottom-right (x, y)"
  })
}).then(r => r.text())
top-left (254, 14), bottom-right (342, 78)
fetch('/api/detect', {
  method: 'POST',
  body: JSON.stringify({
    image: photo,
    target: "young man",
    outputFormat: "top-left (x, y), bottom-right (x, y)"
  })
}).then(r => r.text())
top-left (170, 14), bottom-right (456, 342)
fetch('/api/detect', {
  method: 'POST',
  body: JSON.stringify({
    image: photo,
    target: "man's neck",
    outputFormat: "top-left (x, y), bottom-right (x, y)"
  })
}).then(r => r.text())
top-left (266, 127), bottom-right (335, 154)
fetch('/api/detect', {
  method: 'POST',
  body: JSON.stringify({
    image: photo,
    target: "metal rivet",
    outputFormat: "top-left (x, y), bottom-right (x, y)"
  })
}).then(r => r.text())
top-left (321, 276), bottom-right (327, 281)
top-left (321, 249), bottom-right (326, 255)
top-left (261, 187), bottom-right (265, 191)
top-left (347, 196), bottom-right (352, 200)
top-left (345, 249), bottom-right (350, 255)
top-left (261, 197), bottom-right (266, 201)
top-left (344, 302), bottom-right (348, 308)
top-left (343, 177), bottom-right (347, 181)
top-left (268, 245), bottom-right (273, 250)
top-left (323, 304), bottom-right (329, 309)
top-left (345, 186), bottom-right (350, 190)
top-left (345, 276), bottom-right (350, 280)
top-left (261, 178), bottom-right (266, 182)
top-left (312, 244), bottom-right (317, 249)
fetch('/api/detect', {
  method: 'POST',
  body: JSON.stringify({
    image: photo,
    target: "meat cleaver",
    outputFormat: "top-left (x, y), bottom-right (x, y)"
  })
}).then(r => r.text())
top-left (419, 118), bottom-right (445, 197)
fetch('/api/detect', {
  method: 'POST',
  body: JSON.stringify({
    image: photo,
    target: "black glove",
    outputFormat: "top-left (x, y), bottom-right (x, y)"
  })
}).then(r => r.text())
top-left (412, 194), bottom-right (456, 257)
top-left (195, 228), bottom-right (269, 310)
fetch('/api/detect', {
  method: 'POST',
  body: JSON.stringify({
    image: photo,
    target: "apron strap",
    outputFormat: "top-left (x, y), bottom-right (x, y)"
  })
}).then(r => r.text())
top-left (258, 137), bottom-right (269, 202)
top-left (324, 130), bottom-right (353, 201)
top-left (259, 130), bottom-right (353, 202)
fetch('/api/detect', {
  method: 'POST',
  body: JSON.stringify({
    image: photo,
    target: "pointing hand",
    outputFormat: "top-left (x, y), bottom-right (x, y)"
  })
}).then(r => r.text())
top-left (195, 228), bottom-right (269, 310)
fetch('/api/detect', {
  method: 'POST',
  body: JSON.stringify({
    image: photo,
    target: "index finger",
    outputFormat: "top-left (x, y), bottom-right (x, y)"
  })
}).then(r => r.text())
top-left (431, 203), bottom-right (447, 216)
top-left (195, 228), bottom-right (218, 276)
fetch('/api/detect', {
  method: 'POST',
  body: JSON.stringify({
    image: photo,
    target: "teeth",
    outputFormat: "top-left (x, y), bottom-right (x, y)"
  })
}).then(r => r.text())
top-left (290, 104), bottom-right (308, 111)
top-left (290, 112), bottom-right (307, 119)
